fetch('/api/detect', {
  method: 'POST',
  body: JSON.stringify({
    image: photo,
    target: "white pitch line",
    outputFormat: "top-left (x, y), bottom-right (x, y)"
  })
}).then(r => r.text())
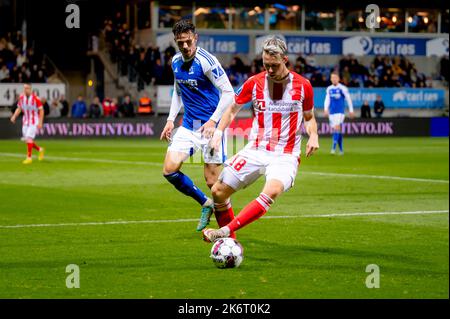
top-left (264, 210), bottom-right (449, 218)
top-left (0, 210), bottom-right (447, 229)
top-left (0, 152), bottom-right (448, 184)
top-left (302, 171), bottom-right (449, 184)
top-left (0, 152), bottom-right (161, 167)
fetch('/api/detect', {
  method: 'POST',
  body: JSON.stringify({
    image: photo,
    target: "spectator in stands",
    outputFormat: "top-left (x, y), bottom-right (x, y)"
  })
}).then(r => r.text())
top-left (374, 95), bottom-right (385, 118)
top-left (71, 95), bottom-right (87, 118)
top-left (36, 69), bottom-right (46, 83)
top-left (48, 99), bottom-right (63, 118)
top-left (102, 97), bottom-right (117, 117)
top-left (112, 98), bottom-right (119, 117)
top-left (16, 49), bottom-right (26, 68)
top-left (0, 64), bottom-right (10, 82)
top-left (360, 100), bottom-right (371, 118)
top-left (161, 58), bottom-right (174, 85)
top-left (348, 77), bottom-right (360, 88)
top-left (19, 64), bottom-right (30, 82)
top-left (119, 94), bottom-right (135, 117)
top-left (88, 96), bottom-right (103, 118)
top-left (59, 95), bottom-right (69, 117)
top-left (152, 58), bottom-right (164, 85)
top-left (127, 45), bottom-right (139, 82)
top-left (136, 49), bottom-right (149, 89)
top-left (310, 70), bottom-right (326, 87)
top-left (341, 66), bottom-right (351, 85)
top-left (364, 75), bottom-right (377, 88)
top-left (138, 91), bottom-right (154, 115)
top-left (41, 97), bottom-right (50, 117)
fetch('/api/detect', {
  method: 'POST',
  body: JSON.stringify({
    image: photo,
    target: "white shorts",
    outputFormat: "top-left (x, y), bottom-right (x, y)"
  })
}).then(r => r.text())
top-left (168, 126), bottom-right (227, 164)
top-left (329, 113), bottom-right (345, 127)
top-left (219, 148), bottom-right (300, 192)
top-left (22, 125), bottom-right (38, 140)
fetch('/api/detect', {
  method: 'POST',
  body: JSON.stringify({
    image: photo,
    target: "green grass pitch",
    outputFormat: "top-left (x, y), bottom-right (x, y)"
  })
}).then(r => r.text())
top-left (0, 137), bottom-right (448, 298)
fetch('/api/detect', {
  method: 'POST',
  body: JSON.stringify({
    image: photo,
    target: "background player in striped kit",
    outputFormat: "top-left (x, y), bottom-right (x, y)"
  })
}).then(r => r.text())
top-left (324, 73), bottom-right (355, 155)
top-left (203, 37), bottom-right (319, 242)
top-left (10, 83), bottom-right (45, 164)
top-left (159, 20), bottom-right (235, 232)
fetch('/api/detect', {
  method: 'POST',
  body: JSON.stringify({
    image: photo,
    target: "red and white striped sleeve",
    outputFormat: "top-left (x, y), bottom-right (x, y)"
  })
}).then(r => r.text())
top-left (235, 76), bottom-right (255, 105)
top-left (302, 79), bottom-right (314, 112)
top-left (17, 95), bottom-right (23, 108)
top-left (35, 95), bottom-right (43, 110)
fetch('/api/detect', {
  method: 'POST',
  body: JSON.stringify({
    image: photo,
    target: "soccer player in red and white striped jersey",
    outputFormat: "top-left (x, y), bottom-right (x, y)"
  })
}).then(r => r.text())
top-left (10, 83), bottom-right (45, 164)
top-left (203, 37), bottom-right (319, 242)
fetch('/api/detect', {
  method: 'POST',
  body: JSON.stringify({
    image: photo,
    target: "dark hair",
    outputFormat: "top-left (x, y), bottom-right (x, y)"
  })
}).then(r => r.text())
top-left (172, 19), bottom-right (196, 37)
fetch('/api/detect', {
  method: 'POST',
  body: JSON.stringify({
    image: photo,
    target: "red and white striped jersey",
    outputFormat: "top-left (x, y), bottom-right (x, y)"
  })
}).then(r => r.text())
top-left (235, 71), bottom-right (314, 157)
top-left (17, 94), bottom-right (43, 126)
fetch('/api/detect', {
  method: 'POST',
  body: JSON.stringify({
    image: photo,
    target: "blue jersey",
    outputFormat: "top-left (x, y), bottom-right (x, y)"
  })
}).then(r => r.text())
top-left (324, 83), bottom-right (353, 115)
top-left (171, 47), bottom-right (228, 130)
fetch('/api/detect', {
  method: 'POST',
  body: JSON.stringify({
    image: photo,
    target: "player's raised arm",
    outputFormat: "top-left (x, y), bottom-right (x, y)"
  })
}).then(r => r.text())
top-left (200, 59), bottom-right (235, 139)
top-left (160, 82), bottom-right (183, 141)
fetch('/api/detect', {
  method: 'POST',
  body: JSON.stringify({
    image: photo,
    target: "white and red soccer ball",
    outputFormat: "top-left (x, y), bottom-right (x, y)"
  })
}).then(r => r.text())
top-left (210, 238), bottom-right (244, 269)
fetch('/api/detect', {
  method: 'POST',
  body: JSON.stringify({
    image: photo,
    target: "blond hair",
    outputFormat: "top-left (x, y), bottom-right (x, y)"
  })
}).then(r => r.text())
top-left (262, 36), bottom-right (287, 58)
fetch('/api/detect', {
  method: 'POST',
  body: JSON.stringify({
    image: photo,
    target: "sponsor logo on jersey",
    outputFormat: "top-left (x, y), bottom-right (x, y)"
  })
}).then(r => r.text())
top-left (176, 79), bottom-right (198, 90)
top-left (211, 66), bottom-right (224, 79)
top-left (255, 99), bottom-right (266, 111)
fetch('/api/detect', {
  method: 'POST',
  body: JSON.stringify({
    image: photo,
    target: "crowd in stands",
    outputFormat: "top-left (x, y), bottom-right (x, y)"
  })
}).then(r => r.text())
top-left (10, 92), bottom-right (155, 119)
top-left (103, 14), bottom-right (175, 90)
top-left (225, 54), bottom-right (442, 89)
top-left (0, 31), bottom-right (50, 83)
top-left (101, 19), bottom-right (445, 90)
top-left (97, 12), bottom-right (448, 91)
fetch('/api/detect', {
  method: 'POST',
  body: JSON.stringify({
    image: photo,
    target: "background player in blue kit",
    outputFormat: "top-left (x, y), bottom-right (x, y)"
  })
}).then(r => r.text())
top-left (160, 20), bottom-right (235, 231)
top-left (324, 73), bottom-right (355, 155)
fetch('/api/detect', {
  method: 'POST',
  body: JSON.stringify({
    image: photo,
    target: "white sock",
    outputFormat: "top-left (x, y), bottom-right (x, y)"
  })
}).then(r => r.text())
top-left (202, 197), bottom-right (213, 207)
top-left (220, 226), bottom-right (230, 236)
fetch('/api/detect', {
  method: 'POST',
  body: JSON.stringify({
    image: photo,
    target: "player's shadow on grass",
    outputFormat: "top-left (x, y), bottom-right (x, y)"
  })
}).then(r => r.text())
top-left (243, 238), bottom-right (436, 270)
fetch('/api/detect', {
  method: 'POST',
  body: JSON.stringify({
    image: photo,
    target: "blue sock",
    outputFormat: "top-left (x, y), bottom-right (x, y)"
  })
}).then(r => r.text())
top-left (332, 132), bottom-right (338, 150)
top-left (164, 171), bottom-right (208, 206)
top-left (338, 133), bottom-right (344, 152)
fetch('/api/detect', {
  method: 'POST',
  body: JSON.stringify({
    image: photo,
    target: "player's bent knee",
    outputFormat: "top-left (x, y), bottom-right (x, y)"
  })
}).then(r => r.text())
top-left (162, 159), bottom-right (182, 175)
top-left (262, 183), bottom-right (285, 200)
top-left (211, 182), bottom-right (228, 201)
top-left (211, 183), bottom-right (222, 198)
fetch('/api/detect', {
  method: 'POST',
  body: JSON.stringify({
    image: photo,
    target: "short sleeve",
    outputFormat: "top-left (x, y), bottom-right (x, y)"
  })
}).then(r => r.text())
top-left (36, 96), bottom-right (43, 109)
top-left (302, 80), bottom-right (314, 112)
top-left (235, 77), bottom-right (255, 105)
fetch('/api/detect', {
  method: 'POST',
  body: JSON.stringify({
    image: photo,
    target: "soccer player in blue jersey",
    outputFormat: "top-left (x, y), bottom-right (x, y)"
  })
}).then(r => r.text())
top-left (324, 73), bottom-right (354, 155)
top-left (160, 20), bottom-right (235, 231)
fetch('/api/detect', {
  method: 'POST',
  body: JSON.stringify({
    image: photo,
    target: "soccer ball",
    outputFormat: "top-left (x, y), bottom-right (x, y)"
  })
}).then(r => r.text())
top-left (210, 237), bottom-right (244, 269)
